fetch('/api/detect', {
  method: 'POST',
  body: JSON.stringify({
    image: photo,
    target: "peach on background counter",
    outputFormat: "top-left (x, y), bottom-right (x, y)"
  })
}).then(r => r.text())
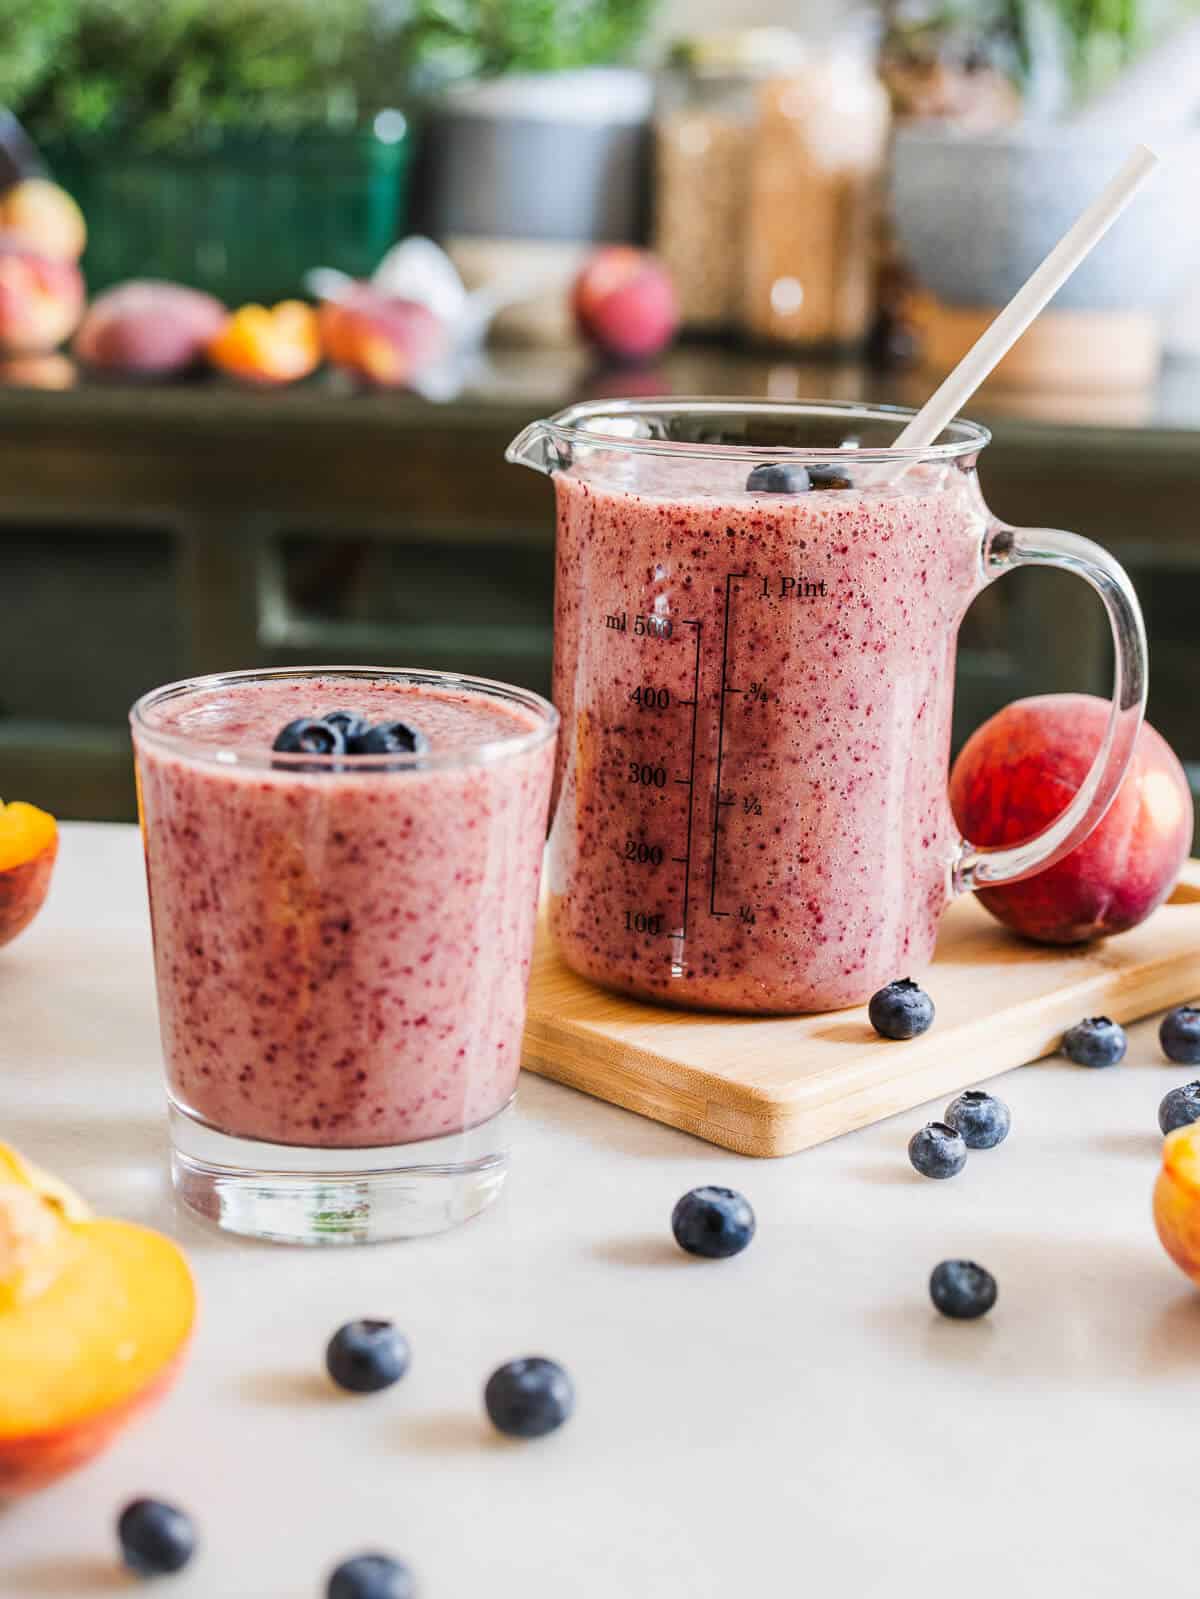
top-left (0, 240), bottom-right (84, 355)
top-left (0, 1143), bottom-right (195, 1498)
top-left (0, 180), bottom-right (86, 262)
top-left (572, 247), bottom-right (679, 362)
top-left (319, 289), bottom-right (446, 388)
top-left (74, 280), bottom-right (227, 377)
top-left (0, 800), bottom-right (57, 949)
top-left (950, 694), bottom-right (1193, 944)
top-left (208, 299), bottom-right (321, 385)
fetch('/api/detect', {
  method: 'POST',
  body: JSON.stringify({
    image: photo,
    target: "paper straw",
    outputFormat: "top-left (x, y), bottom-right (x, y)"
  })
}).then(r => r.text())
top-left (891, 143), bottom-right (1161, 453)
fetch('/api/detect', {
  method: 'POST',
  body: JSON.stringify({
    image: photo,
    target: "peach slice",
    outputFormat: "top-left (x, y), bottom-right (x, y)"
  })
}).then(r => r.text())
top-left (0, 799), bottom-right (57, 949)
top-left (0, 1144), bottom-right (195, 1498)
top-left (208, 299), bottom-right (321, 385)
top-left (1154, 1123), bottom-right (1200, 1285)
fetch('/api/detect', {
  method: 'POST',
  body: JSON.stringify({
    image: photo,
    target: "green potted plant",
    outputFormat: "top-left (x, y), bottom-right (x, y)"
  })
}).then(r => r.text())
top-left (5, 0), bottom-right (415, 303)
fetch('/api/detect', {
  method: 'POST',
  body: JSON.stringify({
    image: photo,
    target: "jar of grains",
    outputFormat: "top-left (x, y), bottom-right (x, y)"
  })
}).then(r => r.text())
top-left (743, 39), bottom-right (891, 350)
top-left (654, 31), bottom-right (804, 334)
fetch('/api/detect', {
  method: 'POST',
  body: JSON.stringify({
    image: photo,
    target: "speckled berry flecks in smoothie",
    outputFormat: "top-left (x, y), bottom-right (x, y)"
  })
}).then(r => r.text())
top-left (548, 468), bottom-right (987, 1012)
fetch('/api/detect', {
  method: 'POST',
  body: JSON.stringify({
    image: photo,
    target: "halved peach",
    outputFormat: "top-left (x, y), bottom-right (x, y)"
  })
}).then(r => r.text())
top-left (0, 799), bottom-right (57, 948)
top-left (1153, 1123), bottom-right (1200, 1285)
top-left (208, 299), bottom-right (320, 385)
top-left (0, 1143), bottom-right (195, 1498)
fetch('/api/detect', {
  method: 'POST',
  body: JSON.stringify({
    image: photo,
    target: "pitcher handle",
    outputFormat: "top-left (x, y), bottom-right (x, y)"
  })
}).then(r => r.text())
top-left (953, 521), bottom-right (1148, 894)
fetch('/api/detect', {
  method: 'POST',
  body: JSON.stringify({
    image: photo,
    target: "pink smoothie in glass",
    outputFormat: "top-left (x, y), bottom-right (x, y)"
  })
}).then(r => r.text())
top-left (548, 467), bottom-right (987, 1012)
top-left (134, 673), bottom-right (555, 1147)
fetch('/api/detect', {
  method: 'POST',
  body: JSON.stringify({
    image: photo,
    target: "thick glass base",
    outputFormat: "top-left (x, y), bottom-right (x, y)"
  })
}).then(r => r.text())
top-left (168, 1100), bottom-right (512, 1245)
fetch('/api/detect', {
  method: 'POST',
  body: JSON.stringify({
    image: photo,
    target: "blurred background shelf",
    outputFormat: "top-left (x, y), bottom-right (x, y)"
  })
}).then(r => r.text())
top-left (2, 345), bottom-right (1198, 822)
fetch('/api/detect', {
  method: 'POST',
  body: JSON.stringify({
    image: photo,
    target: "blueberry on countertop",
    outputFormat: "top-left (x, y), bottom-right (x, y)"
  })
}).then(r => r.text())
top-left (746, 462), bottom-right (811, 494)
top-left (326, 1319), bottom-right (411, 1394)
top-left (484, 1357), bottom-right (574, 1439)
top-left (1160, 1006), bottom-right (1200, 1065)
top-left (357, 721), bottom-right (430, 756)
top-left (272, 717), bottom-right (347, 757)
top-left (327, 1552), bottom-right (416, 1599)
top-left (117, 1498), bottom-right (197, 1577)
top-left (869, 978), bottom-right (935, 1040)
top-left (908, 1121), bottom-right (967, 1180)
top-left (1062, 1016), bottom-right (1127, 1068)
top-left (929, 1260), bottom-right (997, 1320)
top-left (671, 1185), bottom-right (756, 1259)
top-left (322, 708), bottom-right (372, 745)
top-left (1159, 1081), bottom-right (1200, 1135)
top-left (944, 1089), bottom-right (1010, 1150)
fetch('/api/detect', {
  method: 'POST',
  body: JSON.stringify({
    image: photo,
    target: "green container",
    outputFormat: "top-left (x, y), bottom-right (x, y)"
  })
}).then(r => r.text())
top-left (42, 128), bottom-right (412, 305)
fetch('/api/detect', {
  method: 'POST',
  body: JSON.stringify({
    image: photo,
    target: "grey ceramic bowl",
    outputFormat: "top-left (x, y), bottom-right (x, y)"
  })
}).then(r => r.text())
top-left (891, 126), bottom-right (1200, 310)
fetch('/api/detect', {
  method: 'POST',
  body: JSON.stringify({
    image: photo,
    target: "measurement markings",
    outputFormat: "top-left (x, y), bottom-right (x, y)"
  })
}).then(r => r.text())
top-left (710, 575), bottom-right (747, 918)
top-left (677, 619), bottom-right (703, 940)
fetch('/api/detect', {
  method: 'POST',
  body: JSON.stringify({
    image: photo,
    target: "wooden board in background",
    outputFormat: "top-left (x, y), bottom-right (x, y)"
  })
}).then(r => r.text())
top-left (521, 861), bottom-right (1200, 1158)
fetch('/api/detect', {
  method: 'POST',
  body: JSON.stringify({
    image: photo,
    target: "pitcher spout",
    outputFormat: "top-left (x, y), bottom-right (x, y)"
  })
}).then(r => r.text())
top-left (505, 420), bottom-right (562, 476)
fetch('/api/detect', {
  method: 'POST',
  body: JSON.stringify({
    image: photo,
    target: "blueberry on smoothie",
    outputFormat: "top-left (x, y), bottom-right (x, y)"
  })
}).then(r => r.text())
top-left (806, 465), bottom-right (854, 490)
top-left (908, 1121), bottom-right (967, 1179)
top-left (746, 462), bottom-right (811, 494)
top-left (1160, 1005), bottom-right (1200, 1065)
top-left (869, 978), bottom-right (935, 1040)
top-left (326, 1319), bottom-right (411, 1393)
top-left (327, 1552), bottom-right (416, 1599)
top-left (322, 708), bottom-right (372, 746)
top-left (929, 1259), bottom-right (997, 1320)
top-left (1159, 1081), bottom-right (1200, 1135)
top-left (272, 717), bottom-right (346, 757)
top-left (671, 1185), bottom-right (756, 1258)
top-left (1062, 1016), bottom-right (1126, 1068)
top-left (117, 1498), bottom-right (197, 1577)
top-left (484, 1356), bottom-right (574, 1439)
top-left (357, 721), bottom-right (430, 756)
top-left (944, 1090), bottom-right (1010, 1150)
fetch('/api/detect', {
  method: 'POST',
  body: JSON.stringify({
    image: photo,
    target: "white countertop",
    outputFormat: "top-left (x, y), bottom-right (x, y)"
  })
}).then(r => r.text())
top-left (2, 823), bottom-right (1196, 1598)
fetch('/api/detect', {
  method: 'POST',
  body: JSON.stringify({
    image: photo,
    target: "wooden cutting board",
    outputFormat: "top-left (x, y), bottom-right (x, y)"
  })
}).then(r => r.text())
top-left (521, 862), bottom-right (1200, 1157)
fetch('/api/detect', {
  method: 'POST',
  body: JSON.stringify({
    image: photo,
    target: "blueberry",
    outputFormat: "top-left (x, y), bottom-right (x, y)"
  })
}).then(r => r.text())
top-left (272, 717), bottom-right (346, 757)
top-left (1062, 1015), bottom-right (1126, 1068)
top-left (869, 977), bottom-right (935, 1040)
top-left (356, 721), bottom-right (430, 756)
top-left (327, 1552), bottom-right (415, 1599)
top-left (746, 462), bottom-right (810, 494)
top-left (806, 464), bottom-right (854, 489)
top-left (1159, 1081), bottom-right (1200, 1135)
top-left (943, 1089), bottom-right (1011, 1150)
top-left (325, 1319), bottom-right (411, 1393)
top-left (117, 1498), bottom-right (197, 1577)
top-left (929, 1259), bottom-right (997, 1320)
top-left (671, 1185), bottom-right (756, 1258)
top-left (1160, 1005), bottom-right (1200, 1064)
top-left (484, 1356), bottom-right (574, 1439)
top-left (907, 1121), bottom-right (967, 1179)
top-left (322, 708), bottom-right (372, 746)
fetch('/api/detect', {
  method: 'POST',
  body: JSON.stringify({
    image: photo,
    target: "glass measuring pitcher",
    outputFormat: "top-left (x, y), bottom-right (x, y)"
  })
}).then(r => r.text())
top-left (508, 400), bottom-right (1147, 1014)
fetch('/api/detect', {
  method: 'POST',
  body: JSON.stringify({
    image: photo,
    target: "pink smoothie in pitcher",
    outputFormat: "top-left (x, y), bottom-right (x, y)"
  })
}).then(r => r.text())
top-left (134, 672), bottom-right (555, 1147)
top-left (548, 466), bottom-right (987, 1012)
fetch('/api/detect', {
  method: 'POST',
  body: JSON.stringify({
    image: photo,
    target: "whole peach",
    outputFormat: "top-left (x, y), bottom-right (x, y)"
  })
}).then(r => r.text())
top-left (0, 180), bottom-right (86, 262)
top-left (319, 290), bottom-right (446, 388)
top-left (572, 247), bottom-right (678, 362)
top-left (950, 694), bottom-right (1192, 944)
top-left (1154, 1123), bottom-right (1200, 1285)
top-left (0, 238), bottom-right (85, 354)
top-left (74, 280), bottom-right (227, 377)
